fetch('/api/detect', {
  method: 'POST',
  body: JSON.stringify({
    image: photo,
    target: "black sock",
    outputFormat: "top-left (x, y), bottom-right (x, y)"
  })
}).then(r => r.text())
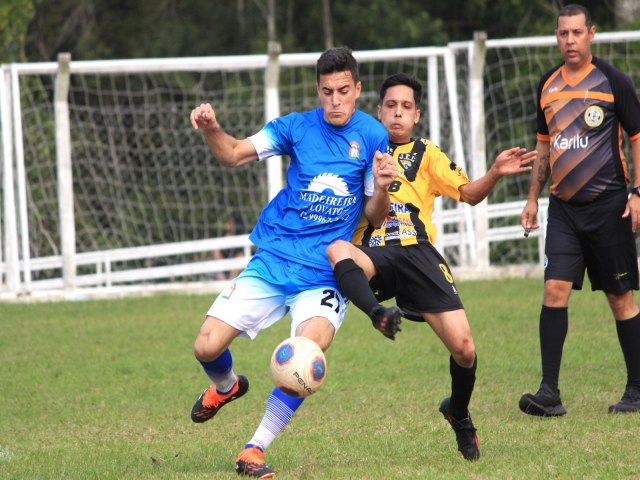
top-left (615, 312), bottom-right (640, 389)
top-left (449, 355), bottom-right (477, 420)
top-left (540, 305), bottom-right (568, 391)
top-left (333, 259), bottom-right (379, 316)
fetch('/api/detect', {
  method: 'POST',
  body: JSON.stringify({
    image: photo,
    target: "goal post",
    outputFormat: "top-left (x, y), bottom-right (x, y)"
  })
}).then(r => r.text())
top-left (0, 66), bottom-right (20, 293)
top-left (54, 52), bottom-right (76, 294)
top-left (469, 31), bottom-right (488, 270)
top-left (265, 40), bottom-right (283, 201)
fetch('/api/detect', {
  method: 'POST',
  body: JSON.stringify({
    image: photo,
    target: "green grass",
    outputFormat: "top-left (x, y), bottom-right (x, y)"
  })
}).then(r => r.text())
top-left (1, 278), bottom-right (639, 479)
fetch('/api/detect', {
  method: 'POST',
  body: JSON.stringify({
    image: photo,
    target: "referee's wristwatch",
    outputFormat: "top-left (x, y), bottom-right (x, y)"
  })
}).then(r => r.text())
top-left (631, 186), bottom-right (640, 197)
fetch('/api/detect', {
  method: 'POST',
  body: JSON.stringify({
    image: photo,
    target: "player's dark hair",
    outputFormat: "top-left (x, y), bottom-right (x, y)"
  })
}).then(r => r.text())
top-left (557, 4), bottom-right (592, 28)
top-left (379, 73), bottom-right (422, 107)
top-left (316, 47), bottom-right (359, 83)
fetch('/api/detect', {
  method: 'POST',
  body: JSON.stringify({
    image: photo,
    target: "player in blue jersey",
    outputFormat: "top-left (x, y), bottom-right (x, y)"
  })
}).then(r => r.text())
top-left (189, 47), bottom-right (399, 478)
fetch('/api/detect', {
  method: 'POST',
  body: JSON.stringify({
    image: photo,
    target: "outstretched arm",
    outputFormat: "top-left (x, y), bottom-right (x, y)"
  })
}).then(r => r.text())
top-left (190, 103), bottom-right (258, 168)
top-left (363, 150), bottom-right (398, 227)
top-left (459, 147), bottom-right (536, 205)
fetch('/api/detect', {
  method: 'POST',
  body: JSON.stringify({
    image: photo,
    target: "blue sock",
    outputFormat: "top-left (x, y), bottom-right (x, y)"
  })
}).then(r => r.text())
top-left (245, 387), bottom-right (305, 450)
top-left (199, 348), bottom-right (236, 393)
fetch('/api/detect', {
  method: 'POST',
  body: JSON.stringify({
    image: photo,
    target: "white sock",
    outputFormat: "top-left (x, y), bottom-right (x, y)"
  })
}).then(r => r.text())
top-left (247, 388), bottom-right (304, 450)
top-left (209, 369), bottom-right (236, 393)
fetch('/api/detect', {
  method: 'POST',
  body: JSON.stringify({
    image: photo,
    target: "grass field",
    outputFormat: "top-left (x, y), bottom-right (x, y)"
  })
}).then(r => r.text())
top-left (1, 277), bottom-right (639, 479)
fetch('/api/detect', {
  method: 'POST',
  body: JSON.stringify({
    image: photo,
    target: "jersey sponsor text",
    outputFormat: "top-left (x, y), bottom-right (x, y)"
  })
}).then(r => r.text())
top-left (552, 133), bottom-right (589, 150)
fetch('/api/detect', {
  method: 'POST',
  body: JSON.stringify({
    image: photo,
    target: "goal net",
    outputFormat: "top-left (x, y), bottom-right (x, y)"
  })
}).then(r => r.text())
top-left (476, 32), bottom-right (640, 267)
top-left (3, 50), bottom-right (456, 293)
top-left (2, 31), bottom-right (640, 297)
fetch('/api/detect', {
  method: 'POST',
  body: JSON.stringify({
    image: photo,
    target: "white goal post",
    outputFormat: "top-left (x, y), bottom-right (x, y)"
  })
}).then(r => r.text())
top-left (2, 30), bottom-right (640, 300)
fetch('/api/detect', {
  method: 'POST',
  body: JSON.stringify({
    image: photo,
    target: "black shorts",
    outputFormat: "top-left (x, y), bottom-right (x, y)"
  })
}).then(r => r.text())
top-left (357, 243), bottom-right (463, 321)
top-left (545, 191), bottom-right (639, 293)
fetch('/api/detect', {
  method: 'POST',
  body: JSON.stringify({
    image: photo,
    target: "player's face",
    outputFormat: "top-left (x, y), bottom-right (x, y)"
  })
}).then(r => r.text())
top-left (317, 71), bottom-right (361, 127)
top-left (556, 13), bottom-right (594, 71)
top-left (377, 85), bottom-right (420, 144)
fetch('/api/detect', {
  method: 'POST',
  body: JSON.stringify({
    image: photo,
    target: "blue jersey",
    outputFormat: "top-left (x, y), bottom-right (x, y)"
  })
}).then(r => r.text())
top-left (248, 108), bottom-right (388, 272)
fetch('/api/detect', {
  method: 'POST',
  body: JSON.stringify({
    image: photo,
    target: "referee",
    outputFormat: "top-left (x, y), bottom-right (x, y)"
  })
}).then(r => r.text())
top-left (519, 4), bottom-right (640, 416)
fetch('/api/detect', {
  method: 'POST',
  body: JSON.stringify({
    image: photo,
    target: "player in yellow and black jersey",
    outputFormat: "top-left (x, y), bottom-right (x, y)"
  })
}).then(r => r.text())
top-left (326, 73), bottom-right (536, 461)
top-left (352, 138), bottom-right (469, 248)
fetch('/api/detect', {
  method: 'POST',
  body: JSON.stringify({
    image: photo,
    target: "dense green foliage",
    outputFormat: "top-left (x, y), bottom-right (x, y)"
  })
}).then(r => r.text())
top-left (0, 0), bottom-right (35, 61)
top-left (2, 278), bottom-right (639, 478)
top-left (1, 0), bottom-right (634, 62)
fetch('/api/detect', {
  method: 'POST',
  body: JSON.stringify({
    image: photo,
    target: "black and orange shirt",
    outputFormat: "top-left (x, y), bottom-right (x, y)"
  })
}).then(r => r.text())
top-left (352, 138), bottom-right (470, 247)
top-left (537, 56), bottom-right (640, 203)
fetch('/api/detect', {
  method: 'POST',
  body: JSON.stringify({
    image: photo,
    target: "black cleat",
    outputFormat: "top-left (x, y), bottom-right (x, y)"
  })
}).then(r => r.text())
top-left (369, 305), bottom-right (402, 340)
top-left (519, 384), bottom-right (567, 417)
top-left (191, 375), bottom-right (249, 423)
top-left (608, 385), bottom-right (640, 413)
top-left (439, 397), bottom-right (480, 461)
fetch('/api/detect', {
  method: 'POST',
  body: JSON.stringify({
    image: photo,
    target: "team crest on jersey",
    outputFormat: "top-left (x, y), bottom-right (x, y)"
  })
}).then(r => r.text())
top-left (348, 141), bottom-right (360, 160)
top-left (584, 105), bottom-right (604, 128)
top-left (398, 152), bottom-right (417, 171)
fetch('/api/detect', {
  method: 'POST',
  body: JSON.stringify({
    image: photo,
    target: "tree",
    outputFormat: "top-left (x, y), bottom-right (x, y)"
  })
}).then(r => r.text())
top-left (322, 0), bottom-right (333, 49)
top-left (0, 0), bottom-right (625, 63)
top-left (614, 0), bottom-right (640, 29)
top-left (0, 0), bottom-right (36, 62)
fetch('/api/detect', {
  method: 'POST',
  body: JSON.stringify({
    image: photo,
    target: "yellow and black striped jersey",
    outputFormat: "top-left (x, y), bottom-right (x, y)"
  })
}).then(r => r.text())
top-left (353, 138), bottom-right (470, 247)
top-left (537, 57), bottom-right (640, 203)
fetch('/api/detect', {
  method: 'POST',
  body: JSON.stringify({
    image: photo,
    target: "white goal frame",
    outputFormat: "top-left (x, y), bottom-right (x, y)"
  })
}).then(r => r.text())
top-left (2, 30), bottom-right (640, 300)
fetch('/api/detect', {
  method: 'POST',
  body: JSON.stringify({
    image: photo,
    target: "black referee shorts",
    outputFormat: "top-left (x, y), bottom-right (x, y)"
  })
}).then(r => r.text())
top-left (357, 242), bottom-right (463, 322)
top-left (545, 191), bottom-right (639, 293)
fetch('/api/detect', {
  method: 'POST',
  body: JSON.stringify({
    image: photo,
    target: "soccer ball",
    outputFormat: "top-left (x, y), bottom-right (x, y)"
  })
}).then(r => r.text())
top-left (270, 336), bottom-right (327, 398)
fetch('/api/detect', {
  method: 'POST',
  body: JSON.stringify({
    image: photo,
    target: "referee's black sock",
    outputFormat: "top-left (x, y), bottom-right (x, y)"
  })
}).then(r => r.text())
top-left (540, 305), bottom-right (568, 391)
top-left (615, 312), bottom-right (640, 389)
top-left (333, 258), bottom-right (379, 317)
top-left (449, 354), bottom-right (477, 420)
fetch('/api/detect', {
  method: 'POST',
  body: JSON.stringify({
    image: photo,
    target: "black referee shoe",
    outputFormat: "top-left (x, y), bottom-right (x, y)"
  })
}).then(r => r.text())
top-left (519, 384), bottom-right (567, 417)
top-left (608, 385), bottom-right (640, 413)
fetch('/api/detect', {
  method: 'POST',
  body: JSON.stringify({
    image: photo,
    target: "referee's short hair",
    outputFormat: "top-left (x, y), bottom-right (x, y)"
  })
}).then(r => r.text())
top-left (557, 4), bottom-right (592, 28)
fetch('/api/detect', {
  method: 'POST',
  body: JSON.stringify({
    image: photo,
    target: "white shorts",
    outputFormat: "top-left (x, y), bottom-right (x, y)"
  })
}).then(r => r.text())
top-left (206, 275), bottom-right (348, 339)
